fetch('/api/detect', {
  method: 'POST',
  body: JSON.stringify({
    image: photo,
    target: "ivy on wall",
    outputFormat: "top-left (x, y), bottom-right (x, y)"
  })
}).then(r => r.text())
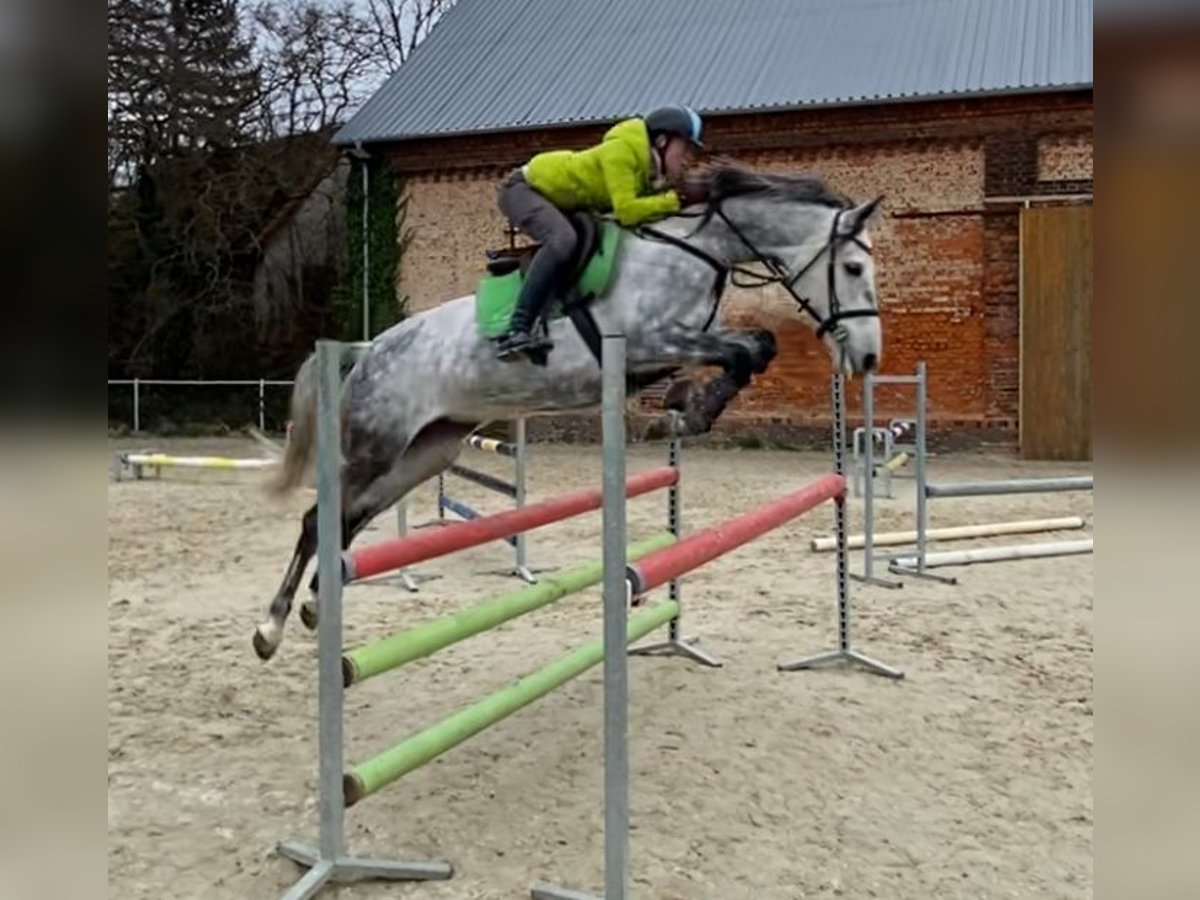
top-left (333, 154), bottom-right (410, 340)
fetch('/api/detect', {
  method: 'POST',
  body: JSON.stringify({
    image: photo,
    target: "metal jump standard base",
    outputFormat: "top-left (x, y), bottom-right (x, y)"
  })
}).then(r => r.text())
top-left (777, 372), bottom-right (904, 680)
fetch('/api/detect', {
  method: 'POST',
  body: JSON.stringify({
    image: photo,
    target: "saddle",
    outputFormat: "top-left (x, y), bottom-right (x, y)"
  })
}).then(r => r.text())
top-left (475, 211), bottom-right (622, 366)
top-left (484, 211), bottom-right (602, 291)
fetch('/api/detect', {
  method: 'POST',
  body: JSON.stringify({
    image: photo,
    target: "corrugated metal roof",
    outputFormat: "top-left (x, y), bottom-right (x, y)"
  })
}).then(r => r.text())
top-left (333, 0), bottom-right (1093, 146)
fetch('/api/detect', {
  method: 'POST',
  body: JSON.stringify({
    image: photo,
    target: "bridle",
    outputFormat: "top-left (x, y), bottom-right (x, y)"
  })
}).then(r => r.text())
top-left (639, 200), bottom-right (880, 342)
top-left (715, 205), bottom-right (879, 340)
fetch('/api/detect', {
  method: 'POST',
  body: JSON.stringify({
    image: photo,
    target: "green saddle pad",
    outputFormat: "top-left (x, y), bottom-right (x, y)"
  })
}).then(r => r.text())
top-left (475, 220), bottom-right (622, 339)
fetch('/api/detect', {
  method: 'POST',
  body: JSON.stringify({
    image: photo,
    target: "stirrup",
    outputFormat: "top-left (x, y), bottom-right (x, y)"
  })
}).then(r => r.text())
top-left (496, 330), bottom-right (552, 361)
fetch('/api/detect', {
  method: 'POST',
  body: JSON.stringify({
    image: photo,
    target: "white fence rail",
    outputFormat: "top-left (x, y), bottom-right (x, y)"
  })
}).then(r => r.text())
top-left (107, 378), bottom-right (294, 433)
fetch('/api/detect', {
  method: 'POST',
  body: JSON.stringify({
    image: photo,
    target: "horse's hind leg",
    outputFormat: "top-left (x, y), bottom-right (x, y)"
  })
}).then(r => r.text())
top-left (253, 497), bottom-right (385, 659)
top-left (296, 418), bottom-right (476, 631)
top-left (253, 418), bottom-right (474, 661)
top-left (254, 503), bottom-right (321, 660)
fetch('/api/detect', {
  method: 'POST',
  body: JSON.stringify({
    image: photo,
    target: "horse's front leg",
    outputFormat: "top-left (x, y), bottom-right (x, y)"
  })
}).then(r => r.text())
top-left (629, 326), bottom-right (777, 439)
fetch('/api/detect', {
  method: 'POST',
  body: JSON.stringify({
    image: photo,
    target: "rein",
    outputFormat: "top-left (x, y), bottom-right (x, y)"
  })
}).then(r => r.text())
top-left (633, 222), bottom-right (728, 332)
top-left (638, 199), bottom-right (880, 342)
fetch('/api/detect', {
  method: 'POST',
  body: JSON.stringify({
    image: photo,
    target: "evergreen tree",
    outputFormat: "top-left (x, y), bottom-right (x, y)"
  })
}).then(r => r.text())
top-left (108, 0), bottom-right (260, 184)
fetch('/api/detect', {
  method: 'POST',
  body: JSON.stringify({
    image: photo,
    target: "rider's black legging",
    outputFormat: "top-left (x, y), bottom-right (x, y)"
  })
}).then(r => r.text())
top-left (497, 170), bottom-right (576, 332)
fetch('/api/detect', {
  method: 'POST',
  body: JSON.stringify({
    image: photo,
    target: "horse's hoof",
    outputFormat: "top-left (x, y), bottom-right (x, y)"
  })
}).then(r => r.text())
top-left (662, 379), bottom-right (699, 412)
top-left (642, 420), bottom-right (671, 442)
top-left (299, 600), bottom-right (319, 631)
top-left (642, 409), bottom-right (685, 442)
top-left (253, 626), bottom-right (278, 661)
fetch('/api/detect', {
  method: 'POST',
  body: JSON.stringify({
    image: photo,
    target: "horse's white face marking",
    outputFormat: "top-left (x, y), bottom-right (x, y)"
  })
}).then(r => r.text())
top-left (832, 200), bottom-right (884, 373)
top-left (779, 197), bottom-right (884, 374)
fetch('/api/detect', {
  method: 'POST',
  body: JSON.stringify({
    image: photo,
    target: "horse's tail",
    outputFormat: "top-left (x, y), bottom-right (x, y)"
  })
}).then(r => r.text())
top-left (265, 353), bottom-right (319, 497)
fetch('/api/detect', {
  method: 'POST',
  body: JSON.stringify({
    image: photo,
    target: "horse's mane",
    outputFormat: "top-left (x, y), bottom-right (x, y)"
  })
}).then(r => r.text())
top-left (704, 160), bottom-right (850, 210)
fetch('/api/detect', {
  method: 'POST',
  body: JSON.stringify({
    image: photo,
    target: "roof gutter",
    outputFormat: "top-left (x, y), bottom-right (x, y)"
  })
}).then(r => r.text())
top-left (333, 83), bottom-right (1093, 146)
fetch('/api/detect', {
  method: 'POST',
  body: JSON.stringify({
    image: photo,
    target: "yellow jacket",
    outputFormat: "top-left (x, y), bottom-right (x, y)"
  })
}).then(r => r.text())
top-left (523, 118), bottom-right (682, 226)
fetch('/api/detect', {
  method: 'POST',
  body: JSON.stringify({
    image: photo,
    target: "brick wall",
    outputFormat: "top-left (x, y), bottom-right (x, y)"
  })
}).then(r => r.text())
top-left (399, 177), bottom-right (510, 312)
top-left (711, 142), bottom-right (988, 428)
top-left (383, 92), bottom-right (1092, 444)
top-left (983, 212), bottom-right (1020, 426)
top-left (1038, 133), bottom-right (1094, 182)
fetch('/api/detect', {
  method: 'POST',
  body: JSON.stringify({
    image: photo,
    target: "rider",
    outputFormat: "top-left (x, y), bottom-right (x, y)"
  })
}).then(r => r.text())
top-left (494, 104), bottom-right (707, 361)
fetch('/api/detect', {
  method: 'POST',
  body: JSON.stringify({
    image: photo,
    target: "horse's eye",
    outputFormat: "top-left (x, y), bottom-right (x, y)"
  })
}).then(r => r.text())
top-left (844, 261), bottom-right (864, 278)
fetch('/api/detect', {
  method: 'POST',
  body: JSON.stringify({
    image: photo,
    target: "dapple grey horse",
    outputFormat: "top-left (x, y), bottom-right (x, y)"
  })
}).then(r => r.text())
top-left (253, 168), bottom-right (884, 659)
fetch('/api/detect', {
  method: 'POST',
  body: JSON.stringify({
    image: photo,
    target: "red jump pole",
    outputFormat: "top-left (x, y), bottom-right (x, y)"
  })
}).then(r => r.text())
top-left (347, 466), bottom-right (679, 582)
top-left (627, 474), bottom-right (845, 595)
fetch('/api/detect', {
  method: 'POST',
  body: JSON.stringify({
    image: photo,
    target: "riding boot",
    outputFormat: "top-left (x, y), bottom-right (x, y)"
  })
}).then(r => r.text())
top-left (496, 248), bottom-right (566, 361)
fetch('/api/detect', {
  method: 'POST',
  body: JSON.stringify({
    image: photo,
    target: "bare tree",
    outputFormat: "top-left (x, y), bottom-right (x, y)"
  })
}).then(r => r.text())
top-left (363, 0), bottom-right (456, 71)
top-left (107, 0), bottom-right (457, 383)
top-left (252, 1), bottom-right (371, 137)
top-left (250, 0), bottom-right (455, 139)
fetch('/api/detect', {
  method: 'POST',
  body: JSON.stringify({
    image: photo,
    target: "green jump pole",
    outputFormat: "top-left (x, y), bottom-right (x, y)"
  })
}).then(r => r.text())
top-left (343, 599), bottom-right (679, 807)
top-left (342, 533), bottom-right (676, 687)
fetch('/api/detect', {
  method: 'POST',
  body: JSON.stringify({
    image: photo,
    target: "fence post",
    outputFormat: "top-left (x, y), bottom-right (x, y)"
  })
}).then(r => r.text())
top-left (133, 379), bottom-right (140, 434)
top-left (258, 379), bottom-right (266, 432)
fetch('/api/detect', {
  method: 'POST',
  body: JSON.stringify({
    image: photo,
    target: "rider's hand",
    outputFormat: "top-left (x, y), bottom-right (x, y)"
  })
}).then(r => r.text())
top-left (676, 175), bottom-right (709, 208)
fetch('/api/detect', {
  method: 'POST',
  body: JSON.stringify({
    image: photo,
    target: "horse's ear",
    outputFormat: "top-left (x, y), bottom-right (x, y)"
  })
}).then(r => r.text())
top-left (842, 195), bottom-right (884, 236)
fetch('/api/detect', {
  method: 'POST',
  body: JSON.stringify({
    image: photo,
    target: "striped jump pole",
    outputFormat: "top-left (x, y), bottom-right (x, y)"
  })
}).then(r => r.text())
top-left (779, 372), bottom-right (904, 679)
top-left (435, 422), bottom-right (539, 583)
top-left (464, 434), bottom-right (518, 457)
top-left (115, 452), bottom-right (275, 480)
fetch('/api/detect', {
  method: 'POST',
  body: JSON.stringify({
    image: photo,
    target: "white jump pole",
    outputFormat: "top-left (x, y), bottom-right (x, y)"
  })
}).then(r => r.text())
top-left (891, 539), bottom-right (1093, 569)
top-left (812, 515), bottom-right (1087, 552)
top-left (896, 467), bottom-right (1093, 583)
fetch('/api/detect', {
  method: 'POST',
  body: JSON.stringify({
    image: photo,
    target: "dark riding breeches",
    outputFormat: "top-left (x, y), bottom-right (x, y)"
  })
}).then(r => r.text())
top-left (497, 170), bottom-right (577, 332)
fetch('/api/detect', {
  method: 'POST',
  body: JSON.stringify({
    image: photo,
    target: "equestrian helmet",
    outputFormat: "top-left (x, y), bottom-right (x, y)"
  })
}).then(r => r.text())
top-left (644, 105), bottom-right (704, 148)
